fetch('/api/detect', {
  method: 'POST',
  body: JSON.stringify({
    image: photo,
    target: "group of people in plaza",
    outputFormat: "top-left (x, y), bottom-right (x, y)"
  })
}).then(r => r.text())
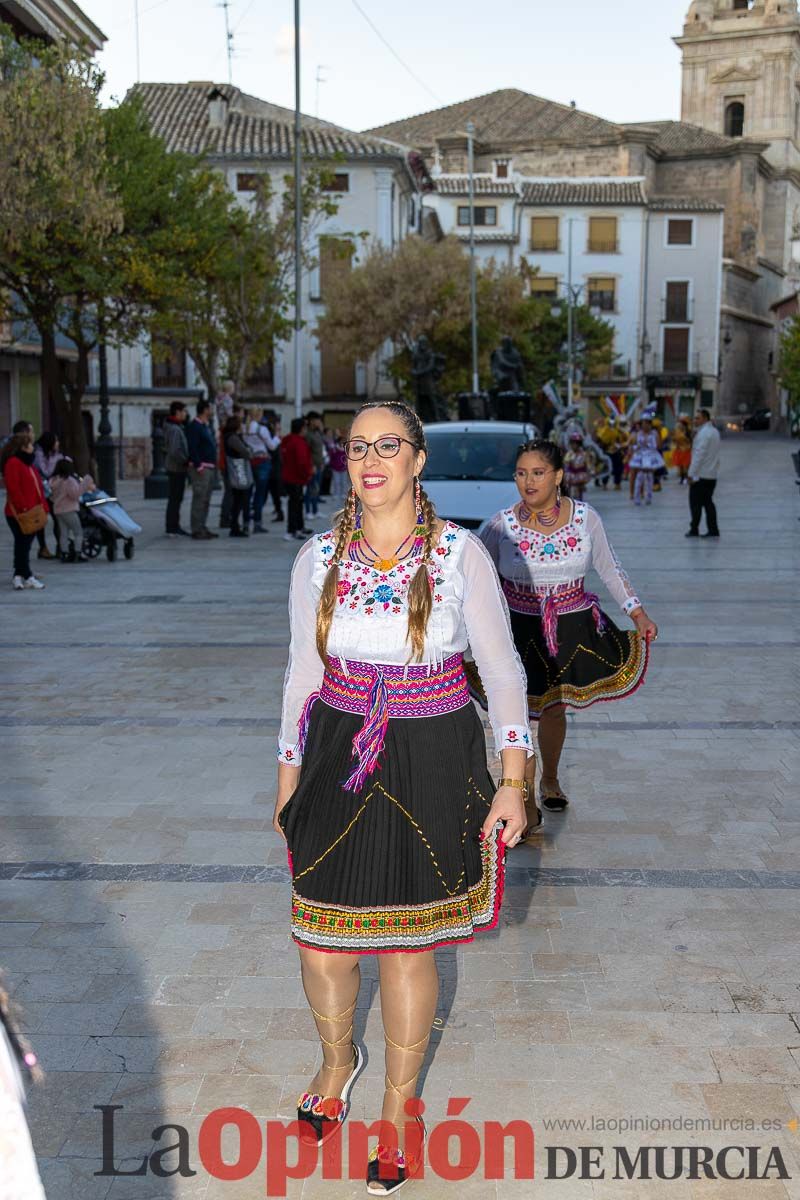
top-left (162, 389), bottom-right (350, 544)
top-left (1, 421), bottom-right (96, 590)
top-left (273, 399), bottom-right (658, 1191)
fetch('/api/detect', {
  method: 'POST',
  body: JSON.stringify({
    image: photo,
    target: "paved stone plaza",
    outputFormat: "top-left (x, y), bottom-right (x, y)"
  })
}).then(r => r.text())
top-left (1, 433), bottom-right (799, 1199)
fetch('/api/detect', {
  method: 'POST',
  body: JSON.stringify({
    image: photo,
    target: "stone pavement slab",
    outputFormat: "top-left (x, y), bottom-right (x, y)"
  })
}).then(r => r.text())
top-left (1, 433), bottom-right (799, 1198)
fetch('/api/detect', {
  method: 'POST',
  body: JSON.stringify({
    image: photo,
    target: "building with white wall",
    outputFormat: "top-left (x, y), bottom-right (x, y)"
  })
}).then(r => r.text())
top-left (90, 82), bottom-right (422, 469)
top-left (426, 170), bottom-right (725, 416)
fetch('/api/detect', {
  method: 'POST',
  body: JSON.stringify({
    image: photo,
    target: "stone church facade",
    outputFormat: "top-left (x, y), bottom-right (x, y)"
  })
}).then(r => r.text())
top-left (369, 0), bottom-right (800, 425)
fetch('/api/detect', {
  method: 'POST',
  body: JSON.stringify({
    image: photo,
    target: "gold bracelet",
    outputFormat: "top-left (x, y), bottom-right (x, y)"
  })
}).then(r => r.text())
top-left (498, 777), bottom-right (529, 798)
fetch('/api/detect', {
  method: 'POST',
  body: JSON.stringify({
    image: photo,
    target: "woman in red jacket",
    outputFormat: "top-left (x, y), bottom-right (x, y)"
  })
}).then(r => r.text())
top-left (281, 417), bottom-right (314, 541)
top-left (2, 429), bottom-right (46, 590)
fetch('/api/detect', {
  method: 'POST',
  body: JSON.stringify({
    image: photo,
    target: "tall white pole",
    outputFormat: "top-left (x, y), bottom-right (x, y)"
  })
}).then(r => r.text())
top-left (293, 0), bottom-right (303, 419)
top-left (134, 0), bottom-right (141, 81)
top-left (467, 120), bottom-right (479, 395)
top-left (567, 217), bottom-right (575, 407)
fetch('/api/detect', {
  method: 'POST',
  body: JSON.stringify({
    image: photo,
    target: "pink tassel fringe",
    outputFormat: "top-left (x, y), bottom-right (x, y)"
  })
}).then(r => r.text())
top-left (342, 669), bottom-right (389, 793)
top-left (297, 689), bottom-right (321, 755)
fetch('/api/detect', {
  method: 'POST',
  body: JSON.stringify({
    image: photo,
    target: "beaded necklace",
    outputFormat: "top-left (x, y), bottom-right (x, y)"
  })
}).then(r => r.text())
top-left (350, 510), bottom-right (426, 571)
top-left (518, 498), bottom-right (562, 530)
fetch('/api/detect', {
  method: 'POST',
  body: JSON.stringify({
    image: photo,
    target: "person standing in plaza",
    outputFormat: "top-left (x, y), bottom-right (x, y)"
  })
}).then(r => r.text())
top-left (246, 408), bottom-right (281, 533)
top-left (163, 401), bottom-right (190, 537)
top-left (2, 430), bottom-right (46, 590)
top-left (328, 431), bottom-right (349, 500)
top-left (303, 411), bottom-right (326, 520)
top-left (186, 399), bottom-right (219, 541)
top-left (672, 415), bottom-right (693, 486)
top-left (49, 459), bottom-right (95, 562)
top-left (33, 431), bottom-right (64, 559)
top-left (222, 414), bottom-right (254, 538)
top-left (281, 418), bottom-right (314, 542)
top-left (266, 413), bottom-right (285, 523)
top-left (273, 400), bottom-right (530, 1189)
top-left (686, 408), bottom-right (721, 538)
top-left (471, 439), bottom-right (657, 819)
top-left (628, 414), bottom-right (665, 506)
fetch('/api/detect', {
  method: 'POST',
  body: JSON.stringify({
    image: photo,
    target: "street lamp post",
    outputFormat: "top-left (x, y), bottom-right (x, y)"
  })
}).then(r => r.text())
top-left (95, 315), bottom-right (116, 495)
top-left (293, 0), bottom-right (303, 419)
top-left (466, 120), bottom-right (479, 396)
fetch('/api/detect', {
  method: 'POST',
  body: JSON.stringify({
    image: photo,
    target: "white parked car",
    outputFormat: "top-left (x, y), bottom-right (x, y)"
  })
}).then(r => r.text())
top-left (421, 421), bottom-right (539, 529)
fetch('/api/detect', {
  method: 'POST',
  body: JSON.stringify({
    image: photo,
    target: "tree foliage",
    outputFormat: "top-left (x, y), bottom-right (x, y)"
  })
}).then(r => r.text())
top-left (316, 236), bottom-right (615, 398)
top-left (778, 317), bottom-right (800, 433)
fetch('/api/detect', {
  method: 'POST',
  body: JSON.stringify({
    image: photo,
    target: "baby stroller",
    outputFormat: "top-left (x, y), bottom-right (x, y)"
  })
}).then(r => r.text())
top-left (80, 490), bottom-right (142, 562)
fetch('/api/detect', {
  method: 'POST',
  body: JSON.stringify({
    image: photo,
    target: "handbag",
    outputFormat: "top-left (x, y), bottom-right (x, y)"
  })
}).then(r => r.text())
top-left (9, 470), bottom-right (47, 534)
top-left (226, 456), bottom-right (253, 491)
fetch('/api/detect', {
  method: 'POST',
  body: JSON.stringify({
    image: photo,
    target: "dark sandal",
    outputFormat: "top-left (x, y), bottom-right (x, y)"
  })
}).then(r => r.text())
top-left (519, 799), bottom-right (543, 842)
top-left (540, 786), bottom-right (569, 812)
top-left (297, 1043), bottom-right (364, 1146)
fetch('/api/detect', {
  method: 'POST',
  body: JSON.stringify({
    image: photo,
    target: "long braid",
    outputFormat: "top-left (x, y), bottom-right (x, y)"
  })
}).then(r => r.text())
top-left (406, 485), bottom-right (436, 661)
top-left (316, 487), bottom-right (357, 666)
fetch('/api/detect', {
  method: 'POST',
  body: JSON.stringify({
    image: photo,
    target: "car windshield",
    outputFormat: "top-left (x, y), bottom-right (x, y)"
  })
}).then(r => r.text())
top-left (423, 432), bottom-right (523, 482)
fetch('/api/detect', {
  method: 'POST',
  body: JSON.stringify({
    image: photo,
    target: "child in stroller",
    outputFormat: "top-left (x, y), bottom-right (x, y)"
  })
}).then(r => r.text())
top-left (50, 459), bottom-right (96, 562)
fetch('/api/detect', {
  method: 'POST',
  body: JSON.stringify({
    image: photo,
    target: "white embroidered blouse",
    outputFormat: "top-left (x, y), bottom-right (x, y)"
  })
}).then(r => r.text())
top-left (278, 521), bottom-right (531, 765)
top-left (479, 500), bottom-right (642, 616)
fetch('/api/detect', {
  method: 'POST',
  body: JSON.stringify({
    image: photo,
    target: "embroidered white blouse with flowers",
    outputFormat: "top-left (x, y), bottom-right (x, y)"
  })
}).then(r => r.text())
top-left (479, 500), bottom-right (642, 616)
top-left (278, 521), bottom-right (531, 765)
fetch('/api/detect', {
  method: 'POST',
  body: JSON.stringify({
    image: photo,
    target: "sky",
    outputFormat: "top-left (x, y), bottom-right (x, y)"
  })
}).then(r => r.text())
top-left (83, 0), bottom-right (692, 132)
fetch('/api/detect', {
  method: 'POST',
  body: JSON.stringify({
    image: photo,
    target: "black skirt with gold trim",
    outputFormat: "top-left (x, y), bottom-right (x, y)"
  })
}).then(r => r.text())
top-left (278, 700), bottom-right (506, 954)
top-left (467, 606), bottom-right (648, 721)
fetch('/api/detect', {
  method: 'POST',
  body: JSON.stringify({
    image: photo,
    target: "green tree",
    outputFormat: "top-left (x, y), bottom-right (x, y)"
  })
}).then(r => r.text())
top-left (778, 317), bottom-right (800, 434)
top-left (151, 168), bottom-right (339, 399)
top-left (0, 31), bottom-right (121, 466)
top-left (315, 236), bottom-right (615, 400)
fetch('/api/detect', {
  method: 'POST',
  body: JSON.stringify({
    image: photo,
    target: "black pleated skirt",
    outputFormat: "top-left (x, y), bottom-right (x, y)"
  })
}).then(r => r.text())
top-left (468, 607), bottom-right (648, 721)
top-left (278, 699), bottom-right (505, 954)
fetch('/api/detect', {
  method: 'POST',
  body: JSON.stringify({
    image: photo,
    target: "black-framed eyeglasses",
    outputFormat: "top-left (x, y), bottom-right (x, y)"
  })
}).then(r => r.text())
top-left (343, 435), bottom-right (418, 461)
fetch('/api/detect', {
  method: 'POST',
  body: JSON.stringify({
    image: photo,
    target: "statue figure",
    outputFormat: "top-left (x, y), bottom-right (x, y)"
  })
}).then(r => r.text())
top-left (411, 336), bottom-right (447, 422)
top-left (490, 336), bottom-right (526, 395)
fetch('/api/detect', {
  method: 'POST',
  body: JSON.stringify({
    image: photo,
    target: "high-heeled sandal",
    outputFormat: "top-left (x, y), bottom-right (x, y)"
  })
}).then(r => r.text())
top-left (366, 1032), bottom-right (429, 1194)
top-left (297, 997), bottom-right (364, 1146)
top-left (520, 797), bottom-right (543, 841)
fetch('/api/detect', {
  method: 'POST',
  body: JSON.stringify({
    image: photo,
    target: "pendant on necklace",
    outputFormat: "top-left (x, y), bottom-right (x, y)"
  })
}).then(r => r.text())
top-left (374, 556), bottom-right (398, 572)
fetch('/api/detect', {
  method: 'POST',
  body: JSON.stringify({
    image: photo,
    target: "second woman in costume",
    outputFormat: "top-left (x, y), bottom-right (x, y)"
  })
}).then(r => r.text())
top-left (471, 439), bottom-right (657, 820)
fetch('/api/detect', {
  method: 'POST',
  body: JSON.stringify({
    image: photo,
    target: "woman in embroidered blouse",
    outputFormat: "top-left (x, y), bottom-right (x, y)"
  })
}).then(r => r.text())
top-left (273, 401), bottom-right (531, 1192)
top-left (474, 439), bottom-right (657, 818)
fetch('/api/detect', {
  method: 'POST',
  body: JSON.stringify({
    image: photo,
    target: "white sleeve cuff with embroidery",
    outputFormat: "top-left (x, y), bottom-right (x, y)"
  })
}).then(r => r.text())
top-left (277, 741), bottom-right (302, 766)
top-left (622, 596), bottom-right (641, 617)
top-left (498, 725), bottom-right (534, 756)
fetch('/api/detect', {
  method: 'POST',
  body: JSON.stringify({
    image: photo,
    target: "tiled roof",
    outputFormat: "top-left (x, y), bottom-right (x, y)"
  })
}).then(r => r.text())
top-left (521, 179), bottom-right (647, 206)
top-left (434, 176), bottom-right (519, 196)
top-left (128, 82), bottom-right (409, 160)
top-left (366, 88), bottom-right (621, 147)
top-left (454, 232), bottom-right (518, 244)
top-left (649, 196), bottom-right (725, 212)
top-left (624, 120), bottom-right (760, 155)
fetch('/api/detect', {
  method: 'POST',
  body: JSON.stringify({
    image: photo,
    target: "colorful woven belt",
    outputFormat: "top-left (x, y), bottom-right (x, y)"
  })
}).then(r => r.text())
top-left (502, 579), bottom-right (606, 660)
top-left (297, 654), bottom-right (470, 793)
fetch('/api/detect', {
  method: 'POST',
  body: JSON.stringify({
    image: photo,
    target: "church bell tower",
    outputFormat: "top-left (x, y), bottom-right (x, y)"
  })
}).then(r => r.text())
top-left (675, 0), bottom-right (800, 169)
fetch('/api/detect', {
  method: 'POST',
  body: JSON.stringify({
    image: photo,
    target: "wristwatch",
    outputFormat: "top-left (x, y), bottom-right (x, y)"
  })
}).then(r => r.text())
top-left (498, 777), bottom-right (529, 800)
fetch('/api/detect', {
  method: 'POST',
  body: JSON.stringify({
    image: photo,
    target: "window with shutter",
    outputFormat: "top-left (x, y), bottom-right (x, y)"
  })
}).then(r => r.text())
top-left (587, 277), bottom-right (616, 312)
top-left (588, 217), bottom-right (618, 253)
top-left (530, 277), bottom-right (559, 297)
top-left (667, 219), bottom-right (694, 246)
top-left (530, 217), bottom-right (559, 251)
top-left (663, 328), bottom-right (690, 373)
top-left (665, 282), bottom-right (690, 322)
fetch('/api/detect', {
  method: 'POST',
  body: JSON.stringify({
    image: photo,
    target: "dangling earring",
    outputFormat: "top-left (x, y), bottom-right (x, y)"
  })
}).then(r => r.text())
top-left (414, 476), bottom-right (424, 525)
top-left (556, 484), bottom-right (562, 507)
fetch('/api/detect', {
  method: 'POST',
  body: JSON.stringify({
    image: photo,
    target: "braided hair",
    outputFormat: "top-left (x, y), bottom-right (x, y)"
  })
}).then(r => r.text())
top-left (315, 401), bottom-right (437, 665)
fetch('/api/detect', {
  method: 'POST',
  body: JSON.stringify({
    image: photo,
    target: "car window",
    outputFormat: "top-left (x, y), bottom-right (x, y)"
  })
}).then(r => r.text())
top-left (423, 432), bottom-right (523, 482)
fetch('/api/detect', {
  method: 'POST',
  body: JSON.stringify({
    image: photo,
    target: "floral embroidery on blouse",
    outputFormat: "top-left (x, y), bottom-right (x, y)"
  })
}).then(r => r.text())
top-left (316, 522), bottom-right (458, 617)
top-left (505, 506), bottom-right (586, 565)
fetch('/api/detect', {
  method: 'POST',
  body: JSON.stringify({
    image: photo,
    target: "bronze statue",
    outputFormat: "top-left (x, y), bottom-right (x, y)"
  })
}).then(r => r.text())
top-left (411, 336), bottom-right (447, 422)
top-left (490, 336), bottom-right (526, 395)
